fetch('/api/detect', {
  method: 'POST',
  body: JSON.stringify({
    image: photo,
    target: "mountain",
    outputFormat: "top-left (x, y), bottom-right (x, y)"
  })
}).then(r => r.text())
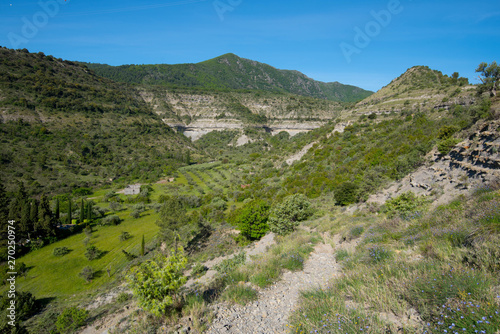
top-left (85, 53), bottom-right (373, 103)
top-left (0, 47), bottom-right (194, 194)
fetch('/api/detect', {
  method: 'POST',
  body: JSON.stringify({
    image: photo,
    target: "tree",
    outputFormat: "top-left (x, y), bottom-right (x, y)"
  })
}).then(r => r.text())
top-left (0, 181), bottom-right (10, 238)
top-left (86, 201), bottom-right (92, 221)
top-left (156, 197), bottom-right (189, 242)
top-left (140, 235), bottom-right (145, 256)
top-left (334, 182), bottom-right (359, 206)
top-left (67, 198), bottom-right (72, 224)
top-left (78, 266), bottom-right (95, 282)
top-left (233, 200), bottom-right (270, 240)
top-left (80, 199), bottom-right (85, 223)
top-left (55, 198), bottom-right (60, 222)
top-left (37, 195), bottom-right (56, 237)
top-left (476, 61), bottom-right (499, 97)
top-left (127, 247), bottom-right (187, 316)
top-left (268, 194), bottom-right (313, 236)
top-left (55, 306), bottom-right (88, 333)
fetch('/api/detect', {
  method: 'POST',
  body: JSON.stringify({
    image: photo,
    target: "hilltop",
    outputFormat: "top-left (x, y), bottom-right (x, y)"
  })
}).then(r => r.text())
top-left (85, 53), bottom-right (373, 103)
top-left (351, 66), bottom-right (475, 117)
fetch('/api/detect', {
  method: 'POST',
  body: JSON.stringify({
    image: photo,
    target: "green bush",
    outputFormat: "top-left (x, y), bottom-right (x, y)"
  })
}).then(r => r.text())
top-left (101, 215), bottom-right (121, 226)
top-left (334, 182), bottom-right (359, 206)
top-left (233, 200), bottom-right (270, 240)
top-left (437, 125), bottom-right (459, 139)
top-left (119, 231), bottom-right (132, 241)
top-left (55, 306), bottom-right (88, 334)
top-left (384, 192), bottom-right (427, 219)
top-left (78, 266), bottom-right (94, 282)
top-left (84, 245), bottom-right (103, 260)
top-left (191, 263), bottom-right (208, 278)
top-left (268, 194), bottom-right (313, 236)
top-left (437, 137), bottom-right (460, 155)
top-left (116, 293), bottom-right (131, 303)
top-left (127, 247), bottom-right (187, 317)
top-left (53, 247), bottom-right (70, 256)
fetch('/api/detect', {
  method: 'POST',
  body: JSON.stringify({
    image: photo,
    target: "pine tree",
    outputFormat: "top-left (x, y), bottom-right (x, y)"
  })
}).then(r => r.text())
top-left (140, 235), bottom-right (145, 256)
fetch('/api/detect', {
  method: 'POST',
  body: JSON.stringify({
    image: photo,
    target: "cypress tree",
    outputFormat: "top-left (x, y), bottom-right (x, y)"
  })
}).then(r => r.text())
top-left (68, 199), bottom-right (72, 224)
top-left (55, 198), bottom-right (60, 222)
top-left (38, 195), bottom-right (55, 237)
top-left (140, 235), bottom-right (145, 256)
top-left (80, 199), bottom-right (85, 223)
top-left (87, 201), bottom-right (92, 221)
top-left (0, 181), bottom-right (10, 237)
top-left (30, 199), bottom-right (38, 229)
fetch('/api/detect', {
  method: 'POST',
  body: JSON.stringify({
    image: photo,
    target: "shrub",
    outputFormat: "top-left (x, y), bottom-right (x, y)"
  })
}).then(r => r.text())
top-left (233, 200), bottom-right (270, 240)
top-left (437, 125), bottom-right (459, 139)
top-left (191, 263), bottom-right (208, 278)
top-left (116, 292), bottom-right (131, 303)
top-left (384, 192), bottom-right (427, 219)
top-left (78, 266), bottom-right (94, 282)
top-left (84, 245), bottom-right (103, 260)
top-left (130, 210), bottom-right (141, 219)
top-left (127, 247), bottom-right (187, 316)
top-left (437, 137), bottom-right (460, 155)
top-left (268, 194), bottom-right (313, 236)
top-left (214, 252), bottom-right (246, 274)
top-left (334, 182), bottom-right (359, 206)
top-left (101, 215), bottom-right (121, 226)
top-left (55, 307), bottom-right (89, 334)
top-left (53, 247), bottom-right (70, 256)
top-left (120, 231), bottom-right (132, 241)
top-left (211, 197), bottom-right (227, 211)
top-left (109, 201), bottom-right (122, 212)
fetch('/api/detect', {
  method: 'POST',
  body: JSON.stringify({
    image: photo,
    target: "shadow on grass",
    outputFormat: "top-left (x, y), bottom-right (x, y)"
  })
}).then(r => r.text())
top-left (37, 297), bottom-right (56, 311)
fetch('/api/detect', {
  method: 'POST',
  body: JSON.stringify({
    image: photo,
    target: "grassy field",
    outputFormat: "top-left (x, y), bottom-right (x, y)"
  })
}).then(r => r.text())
top-left (4, 209), bottom-right (159, 300)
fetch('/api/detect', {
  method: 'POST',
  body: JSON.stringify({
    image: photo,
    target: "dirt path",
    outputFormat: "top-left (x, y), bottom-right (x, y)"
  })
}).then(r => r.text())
top-left (205, 233), bottom-right (352, 334)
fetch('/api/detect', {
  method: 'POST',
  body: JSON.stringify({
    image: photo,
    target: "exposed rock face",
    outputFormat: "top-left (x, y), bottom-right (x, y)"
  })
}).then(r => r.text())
top-left (368, 119), bottom-right (500, 206)
top-left (139, 87), bottom-right (341, 140)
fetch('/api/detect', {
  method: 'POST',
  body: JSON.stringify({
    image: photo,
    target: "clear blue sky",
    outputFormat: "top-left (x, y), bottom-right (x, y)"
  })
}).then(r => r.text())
top-left (1, 0), bottom-right (499, 91)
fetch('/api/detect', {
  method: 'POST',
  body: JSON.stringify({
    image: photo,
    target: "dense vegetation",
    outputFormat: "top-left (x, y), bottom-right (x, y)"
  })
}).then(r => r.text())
top-left (85, 53), bottom-right (373, 102)
top-left (0, 47), bottom-right (194, 195)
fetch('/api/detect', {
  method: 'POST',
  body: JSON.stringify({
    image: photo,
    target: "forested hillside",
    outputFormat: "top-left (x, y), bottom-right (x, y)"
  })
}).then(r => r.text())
top-left (0, 47), bottom-right (195, 195)
top-left (85, 53), bottom-right (373, 103)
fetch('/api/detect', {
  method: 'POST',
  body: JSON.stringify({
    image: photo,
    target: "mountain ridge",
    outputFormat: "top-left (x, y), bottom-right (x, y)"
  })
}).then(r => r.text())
top-left (84, 53), bottom-right (373, 103)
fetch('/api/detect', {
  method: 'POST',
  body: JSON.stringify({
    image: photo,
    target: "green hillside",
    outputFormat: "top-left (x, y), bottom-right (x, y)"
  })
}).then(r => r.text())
top-left (0, 47), bottom-right (195, 195)
top-left (85, 53), bottom-right (373, 103)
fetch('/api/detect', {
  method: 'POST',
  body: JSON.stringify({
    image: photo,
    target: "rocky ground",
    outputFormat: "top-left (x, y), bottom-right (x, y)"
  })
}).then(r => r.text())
top-left (204, 234), bottom-right (352, 334)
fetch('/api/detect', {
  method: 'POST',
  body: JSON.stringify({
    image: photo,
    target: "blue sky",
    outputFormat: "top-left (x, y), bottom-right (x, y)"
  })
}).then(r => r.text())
top-left (1, 0), bottom-right (499, 91)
